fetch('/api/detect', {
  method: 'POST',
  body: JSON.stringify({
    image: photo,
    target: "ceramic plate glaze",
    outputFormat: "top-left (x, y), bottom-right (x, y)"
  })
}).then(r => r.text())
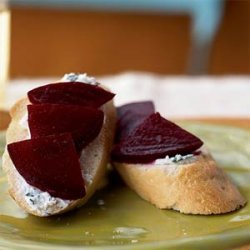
top-left (0, 122), bottom-right (250, 250)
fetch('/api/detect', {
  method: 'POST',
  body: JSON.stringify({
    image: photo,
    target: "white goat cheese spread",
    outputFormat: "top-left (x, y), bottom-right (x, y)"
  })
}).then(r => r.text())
top-left (21, 174), bottom-right (71, 216)
top-left (61, 72), bottom-right (97, 85)
top-left (154, 154), bottom-right (195, 165)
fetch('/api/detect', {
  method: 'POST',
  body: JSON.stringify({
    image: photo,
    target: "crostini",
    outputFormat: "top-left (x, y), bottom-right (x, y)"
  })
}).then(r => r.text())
top-left (3, 73), bottom-right (116, 217)
top-left (112, 101), bottom-right (246, 215)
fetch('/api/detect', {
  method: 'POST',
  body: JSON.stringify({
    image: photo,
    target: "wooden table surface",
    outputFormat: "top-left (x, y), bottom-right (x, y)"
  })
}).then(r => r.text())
top-left (178, 118), bottom-right (250, 130)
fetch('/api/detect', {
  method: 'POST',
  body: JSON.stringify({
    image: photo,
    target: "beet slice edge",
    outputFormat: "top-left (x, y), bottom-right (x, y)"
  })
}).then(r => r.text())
top-left (28, 104), bottom-right (104, 151)
top-left (112, 112), bottom-right (203, 163)
top-left (28, 82), bottom-right (115, 108)
top-left (8, 133), bottom-right (86, 200)
top-left (116, 101), bottom-right (155, 142)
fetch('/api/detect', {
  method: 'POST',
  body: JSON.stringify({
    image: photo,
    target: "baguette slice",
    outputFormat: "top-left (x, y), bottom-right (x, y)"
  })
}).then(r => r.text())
top-left (113, 149), bottom-right (246, 215)
top-left (2, 85), bottom-right (116, 216)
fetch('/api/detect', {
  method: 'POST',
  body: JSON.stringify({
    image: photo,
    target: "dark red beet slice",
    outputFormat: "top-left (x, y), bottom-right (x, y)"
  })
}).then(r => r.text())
top-left (8, 134), bottom-right (85, 200)
top-left (28, 82), bottom-right (115, 108)
top-left (116, 101), bottom-right (155, 142)
top-left (112, 112), bottom-right (203, 163)
top-left (28, 104), bottom-right (104, 151)
top-left (117, 101), bottom-right (155, 121)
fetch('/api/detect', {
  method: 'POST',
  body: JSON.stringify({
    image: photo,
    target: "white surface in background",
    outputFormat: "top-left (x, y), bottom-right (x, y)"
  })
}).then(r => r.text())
top-left (5, 72), bottom-right (250, 118)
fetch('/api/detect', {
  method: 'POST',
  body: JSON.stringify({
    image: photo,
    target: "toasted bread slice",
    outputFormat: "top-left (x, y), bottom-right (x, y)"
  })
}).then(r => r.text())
top-left (113, 150), bottom-right (246, 215)
top-left (2, 86), bottom-right (116, 216)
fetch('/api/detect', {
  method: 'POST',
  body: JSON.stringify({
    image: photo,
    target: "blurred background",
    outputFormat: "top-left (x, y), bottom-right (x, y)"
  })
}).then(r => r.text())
top-left (2, 0), bottom-right (250, 78)
top-left (0, 0), bottom-right (249, 117)
top-left (0, 2), bottom-right (250, 249)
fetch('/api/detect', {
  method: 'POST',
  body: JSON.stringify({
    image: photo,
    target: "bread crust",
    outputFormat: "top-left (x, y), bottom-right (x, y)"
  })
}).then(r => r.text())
top-left (113, 153), bottom-right (246, 214)
top-left (3, 87), bottom-right (116, 216)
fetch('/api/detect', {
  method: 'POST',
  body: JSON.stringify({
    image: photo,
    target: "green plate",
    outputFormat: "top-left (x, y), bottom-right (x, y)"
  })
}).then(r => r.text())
top-left (0, 122), bottom-right (250, 250)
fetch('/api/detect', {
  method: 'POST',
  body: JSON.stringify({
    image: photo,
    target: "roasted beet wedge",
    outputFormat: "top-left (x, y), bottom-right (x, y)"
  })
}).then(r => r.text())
top-left (28, 104), bottom-right (104, 151)
top-left (8, 133), bottom-right (85, 200)
top-left (116, 101), bottom-right (155, 142)
top-left (28, 82), bottom-right (115, 108)
top-left (112, 112), bottom-right (203, 163)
